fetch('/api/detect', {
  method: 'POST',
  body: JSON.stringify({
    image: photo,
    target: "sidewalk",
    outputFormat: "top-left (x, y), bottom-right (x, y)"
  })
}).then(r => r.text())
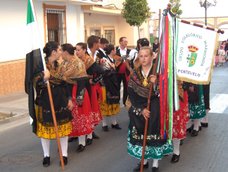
top-left (0, 92), bottom-right (28, 124)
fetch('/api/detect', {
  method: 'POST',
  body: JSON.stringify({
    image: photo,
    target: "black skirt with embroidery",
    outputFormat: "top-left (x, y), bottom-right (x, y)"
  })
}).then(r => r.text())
top-left (128, 70), bottom-right (166, 147)
top-left (35, 82), bottom-right (72, 126)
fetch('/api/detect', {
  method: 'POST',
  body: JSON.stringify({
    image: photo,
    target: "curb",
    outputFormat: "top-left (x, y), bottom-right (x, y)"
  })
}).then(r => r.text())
top-left (0, 113), bottom-right (28, 125)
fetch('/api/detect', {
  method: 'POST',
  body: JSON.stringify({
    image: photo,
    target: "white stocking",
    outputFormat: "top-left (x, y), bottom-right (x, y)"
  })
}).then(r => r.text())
top-left (60, 136), bottom-right (68, 157)
top-left (173, 139), bottom-right (180, 155)
top-left (152, 159), bottom-right (159, 168)
top-left (87, 133), bottom-right (93, 139)
top-left (78, 135), bottom-right (86, 146)
top-left (102, 117), bottom-right (108, 126)
top-left (111, 116), bottom-right (117, 125)
top-left (201, 110), bottom-right (209, 123)
top-left (193, 119), bottom-right (200, 131)
top-left (41, 138), bottom-right (50, 157)
top-left (187, 119), bottom-right (193, 129)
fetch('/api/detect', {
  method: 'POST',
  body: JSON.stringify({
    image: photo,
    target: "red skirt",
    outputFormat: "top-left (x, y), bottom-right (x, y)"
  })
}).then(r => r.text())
top-left (172, 91), bottom-right (189, 139)
top-left (118, 62), bottom-right (130, 82)
top-left (69, 85), bottom-right (93, 137)
top-left (90, 84), bottom-right (103, 126)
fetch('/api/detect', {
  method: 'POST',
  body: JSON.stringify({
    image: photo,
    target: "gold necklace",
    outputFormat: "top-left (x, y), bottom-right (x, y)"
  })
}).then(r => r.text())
top-left (142, 69), bottom-right (149, 87)
top-left (142, 78), bottom-right (148, 87)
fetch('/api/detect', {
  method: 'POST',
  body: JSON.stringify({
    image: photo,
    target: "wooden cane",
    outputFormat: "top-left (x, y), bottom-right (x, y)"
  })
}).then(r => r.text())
top-left (140, 83), bottom-right (154, 172)
top-left (140, 52), bottom-right (160, 172)
top-left (47, 81), bottom-right (65, 170)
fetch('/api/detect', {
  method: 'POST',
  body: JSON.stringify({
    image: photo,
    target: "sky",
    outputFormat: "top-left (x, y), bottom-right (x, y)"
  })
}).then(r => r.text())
top-left (148, 0), bottom-right (228, 40)
top-left (148, 0), bottom-right (228, 18)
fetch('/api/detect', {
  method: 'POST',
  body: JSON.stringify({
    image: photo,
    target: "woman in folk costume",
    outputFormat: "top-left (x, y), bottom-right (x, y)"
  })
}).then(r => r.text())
top-left (201, 84), bottom-right (210, 128)
top-left (187, 84), bottom-right (206, 136)
top-left (75, 42), bottom-right (104, 145)
top-left (127, 47), bottom-right (173, 172)
top-left (171, 81), bottom-right (189, 163)
top-left (99, 44), bottom-right (121, 131)
top-left (61, 43), bottom-right (93, 152)
top-left (34, 41), bottom-right (73, 167)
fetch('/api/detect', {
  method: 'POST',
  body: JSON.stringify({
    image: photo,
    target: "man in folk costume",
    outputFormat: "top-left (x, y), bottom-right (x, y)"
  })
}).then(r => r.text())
top-left (127, 47), bottom-right (173, 172)
top-left (60, 43), bottom-right (93, 153)
top-left (86, 35), bottom-right (104, 140)
top-left (96, 37), bottom-right (109, 60)
top-left (76, 41), bottom-right (104, 145)
top-left (25, 41), bottom-right (73, 167)
top-left (87, 35), bottom-right (100, 63)
top-left (115, 36), bottom-right (131, 106)
top-left (99, 44), bottom-right (121, 131)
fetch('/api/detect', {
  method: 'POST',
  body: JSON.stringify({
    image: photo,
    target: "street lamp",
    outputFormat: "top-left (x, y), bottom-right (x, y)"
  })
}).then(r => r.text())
top-left (199, 0), bottom-right (217, 25)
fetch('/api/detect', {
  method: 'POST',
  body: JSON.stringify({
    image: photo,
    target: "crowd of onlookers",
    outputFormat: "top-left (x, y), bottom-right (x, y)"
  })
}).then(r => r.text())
top-left (215, 39), bottom-right (228, 67)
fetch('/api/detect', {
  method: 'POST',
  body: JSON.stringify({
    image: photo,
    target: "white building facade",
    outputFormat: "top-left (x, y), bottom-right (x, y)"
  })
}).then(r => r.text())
top-left (0, 0), bottom-right (150, 95)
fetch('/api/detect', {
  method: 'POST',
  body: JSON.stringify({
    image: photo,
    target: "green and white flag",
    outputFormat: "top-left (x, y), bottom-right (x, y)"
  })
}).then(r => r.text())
top-left (25, 0), bottom-right (45, 133)
top-left (175, 20), bottom-right (217, 84)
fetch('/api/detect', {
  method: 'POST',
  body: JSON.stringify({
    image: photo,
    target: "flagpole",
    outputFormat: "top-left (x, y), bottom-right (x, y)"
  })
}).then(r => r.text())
top-left (46, 81), bottom-right (65, 170)
top-left (29, 0), bottom-right (64, 170)
top-left (180, 20), bottom-right (224, 34)
top-left (140, 48), bottom-right (160, 172)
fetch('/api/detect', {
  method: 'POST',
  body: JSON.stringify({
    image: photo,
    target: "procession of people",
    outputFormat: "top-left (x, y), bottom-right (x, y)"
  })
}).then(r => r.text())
top-left (23, 30), bottom-right (217, 172)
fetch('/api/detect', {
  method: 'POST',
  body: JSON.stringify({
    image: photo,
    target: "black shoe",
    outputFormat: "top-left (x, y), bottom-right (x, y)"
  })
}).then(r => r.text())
top-left (42, 156), bottom-right (50, 167)
top-left (186, 125), bottom-right (193, 133)
top-left (133, 162), bottom-right (149, 172)
top-left (68, 137), bottom-right (78, 142)
top-left (171, 154), bottom-right (180, 163)
top-left (86, 138), bottom-right (93, 146)
top-left (102, 125), bottom-right (109, 132)
top-left (191, 130), bottom-right (199, 137)
top-left (92, 132), bottom-right (100, 139)
top-left (201, 122), bottom-right (208, 128)
top-left (199, 126), bottom-right (202, 131)
top-left (60, 156), bottom-right (68, 166)
top-left (111, 124), bottom-right (122, 130)
top-left (63, 156), bottom-right (68, 165)
top-left (152, 167), bottom-right (159, 172)
top-left (76, 144), bottom-right (85, 152)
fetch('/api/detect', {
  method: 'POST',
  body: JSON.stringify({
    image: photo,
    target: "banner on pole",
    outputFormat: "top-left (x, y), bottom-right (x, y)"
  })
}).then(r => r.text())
top-left (175, 20), bottom-right (217, 84)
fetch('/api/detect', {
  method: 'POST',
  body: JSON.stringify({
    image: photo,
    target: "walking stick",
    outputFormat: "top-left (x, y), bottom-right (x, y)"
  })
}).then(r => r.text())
top-left (140, 52), bottom-right (160, 172)
top-left (46, 81), bottom-right (65, 170)
top-left (140, 84), bottom-right (153, 172)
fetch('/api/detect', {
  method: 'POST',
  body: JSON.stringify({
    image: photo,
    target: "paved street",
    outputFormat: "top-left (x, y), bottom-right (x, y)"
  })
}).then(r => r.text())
top-left (0, 64), bottom-right (228, 172)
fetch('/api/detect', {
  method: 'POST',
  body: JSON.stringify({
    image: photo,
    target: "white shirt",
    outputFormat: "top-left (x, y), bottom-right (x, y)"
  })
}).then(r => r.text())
top-left (87, 48), bottom-right (97, 60)
top-left (118, 47), bottom-right (127, 57)
top-left (128, 49), bottom-right (138, 62)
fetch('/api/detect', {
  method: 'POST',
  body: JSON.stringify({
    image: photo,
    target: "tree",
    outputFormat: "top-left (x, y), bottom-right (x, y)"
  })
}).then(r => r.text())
top-left (122, 0), bottom-right (151, 38)
top-left (168, 0), bottom-right (182, 17)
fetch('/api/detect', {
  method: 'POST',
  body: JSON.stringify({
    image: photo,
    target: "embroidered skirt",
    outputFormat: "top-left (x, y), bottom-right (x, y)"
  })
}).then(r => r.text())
top-left (69, 85), bottom-right (93, 137)
top-left (189, 85), bottom-right (206, 119)
top-left (100, 87), bottom-right (120, 116)
top-left (172, 92), bottom-right (189, 139)
top-left (35, 106), bottom-right (72, 139)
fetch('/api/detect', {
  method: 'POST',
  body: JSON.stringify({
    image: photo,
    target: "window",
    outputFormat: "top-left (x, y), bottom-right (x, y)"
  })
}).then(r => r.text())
top-left (43, 4), bottom-right (67, 44)
top-left (104, 29), bottom-right (115, 44)
top-left (90, 28), bottom-right (101, 37)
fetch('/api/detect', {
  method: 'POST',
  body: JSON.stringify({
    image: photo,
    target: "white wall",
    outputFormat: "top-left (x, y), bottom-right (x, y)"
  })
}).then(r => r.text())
top-left (66, 5), bottom-right (84, 45)
top-left (0, 0), bottom-right (31, 62)
top-left (0, 0), bottom-right (84, 62)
